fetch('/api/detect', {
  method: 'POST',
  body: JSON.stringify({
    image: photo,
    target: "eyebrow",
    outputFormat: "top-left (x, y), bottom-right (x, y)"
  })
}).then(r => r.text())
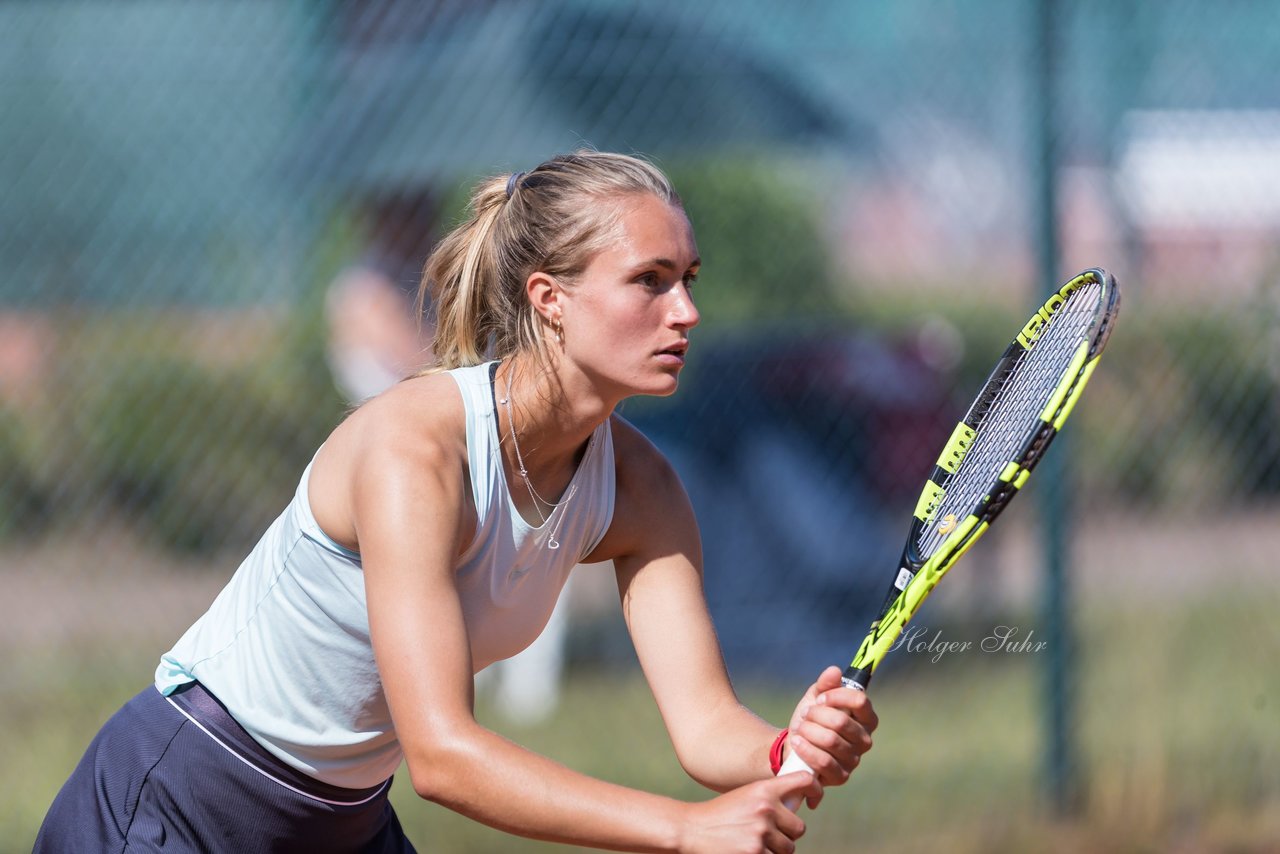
top-left (645, 257), bottom-right (702, 271)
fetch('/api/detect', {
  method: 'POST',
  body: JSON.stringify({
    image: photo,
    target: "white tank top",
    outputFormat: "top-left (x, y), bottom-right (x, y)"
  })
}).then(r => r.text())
top-left (155, 361), bottom-right (616, 788)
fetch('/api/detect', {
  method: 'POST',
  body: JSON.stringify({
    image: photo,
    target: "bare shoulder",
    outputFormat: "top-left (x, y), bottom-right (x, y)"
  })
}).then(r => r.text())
top-left (310, 373), bottom-right (471, 549)
top-left (589, 413), bottom-right (698, 563)
top-left (608, 413), bottom-right (686, 497)
top-left (352, 373), bottom-right (465, 445)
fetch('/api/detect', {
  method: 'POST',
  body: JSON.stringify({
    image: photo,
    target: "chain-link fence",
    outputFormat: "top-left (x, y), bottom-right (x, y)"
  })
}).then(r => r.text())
top-left (4, 1), bottom-right (1278, 851)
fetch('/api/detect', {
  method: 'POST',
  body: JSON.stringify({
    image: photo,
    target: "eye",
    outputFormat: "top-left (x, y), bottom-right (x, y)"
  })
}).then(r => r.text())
top-left (683, 272), bottom-right (698, 290)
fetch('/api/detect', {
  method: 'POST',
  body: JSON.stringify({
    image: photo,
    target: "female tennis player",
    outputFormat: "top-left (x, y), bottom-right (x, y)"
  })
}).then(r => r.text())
top-left (37, 151), bottom-right (877, 853)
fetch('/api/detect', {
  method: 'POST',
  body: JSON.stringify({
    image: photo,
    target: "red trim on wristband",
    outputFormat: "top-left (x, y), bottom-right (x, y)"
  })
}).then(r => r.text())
top-left (769, 728), bottom-right (789, 775)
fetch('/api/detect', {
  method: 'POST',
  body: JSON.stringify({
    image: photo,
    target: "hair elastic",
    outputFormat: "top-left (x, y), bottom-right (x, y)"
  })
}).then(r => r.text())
top-left (505, 171), bottom-right (526, 199)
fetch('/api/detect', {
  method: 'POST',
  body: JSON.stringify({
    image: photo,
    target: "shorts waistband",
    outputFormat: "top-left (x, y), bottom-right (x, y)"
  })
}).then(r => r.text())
top-left (165, 681), bottom-right (391, 806)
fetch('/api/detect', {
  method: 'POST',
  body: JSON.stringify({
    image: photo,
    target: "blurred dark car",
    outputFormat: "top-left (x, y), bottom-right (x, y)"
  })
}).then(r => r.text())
top-left (625, 329), bottom-right (958, 679)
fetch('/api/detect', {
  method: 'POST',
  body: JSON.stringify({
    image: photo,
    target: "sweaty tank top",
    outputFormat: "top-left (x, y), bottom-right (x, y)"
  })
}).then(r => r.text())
top-left (155, 361), bottom-right (615, 788)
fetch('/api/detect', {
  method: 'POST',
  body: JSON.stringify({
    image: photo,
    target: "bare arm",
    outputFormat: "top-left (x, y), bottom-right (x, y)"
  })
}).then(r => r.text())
top-left (597, 420), bottom-right (781, 790)
top-left (347, 390), bottom-right (816, 853)
top-left (601, 419), bottom-right (878, 801)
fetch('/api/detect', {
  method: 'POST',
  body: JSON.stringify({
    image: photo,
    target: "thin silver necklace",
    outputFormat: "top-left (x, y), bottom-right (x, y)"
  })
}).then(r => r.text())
top-left (499, 366), bottom-right (578, 549)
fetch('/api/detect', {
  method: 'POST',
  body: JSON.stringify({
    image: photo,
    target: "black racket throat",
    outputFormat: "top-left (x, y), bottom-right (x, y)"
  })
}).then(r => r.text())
top-left (841, 667), bottom-right (872, 691)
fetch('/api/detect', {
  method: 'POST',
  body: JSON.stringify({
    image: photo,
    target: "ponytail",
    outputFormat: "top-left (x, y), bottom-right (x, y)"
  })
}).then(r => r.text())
top-left (420, 177), bottom-right (507, 369)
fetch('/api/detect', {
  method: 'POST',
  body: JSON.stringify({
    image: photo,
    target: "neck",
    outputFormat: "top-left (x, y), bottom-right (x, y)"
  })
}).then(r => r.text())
top-left (496, 354), bottom-right (613, 480)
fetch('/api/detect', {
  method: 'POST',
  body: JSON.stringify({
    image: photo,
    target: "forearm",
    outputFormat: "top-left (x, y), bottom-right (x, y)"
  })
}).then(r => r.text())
top-left (670, 696), bottom-right (781, 792)
top-left (409, 722), bottom-right (689, 852)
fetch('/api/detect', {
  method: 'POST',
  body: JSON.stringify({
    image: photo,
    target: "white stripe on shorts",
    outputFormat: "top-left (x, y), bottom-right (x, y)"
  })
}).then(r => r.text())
top-left (163, 694), bottom-right (391, 807)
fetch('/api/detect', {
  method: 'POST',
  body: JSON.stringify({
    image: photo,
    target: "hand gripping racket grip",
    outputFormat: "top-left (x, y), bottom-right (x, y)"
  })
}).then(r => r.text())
top-left (779, 674), bottom-right (868, 810)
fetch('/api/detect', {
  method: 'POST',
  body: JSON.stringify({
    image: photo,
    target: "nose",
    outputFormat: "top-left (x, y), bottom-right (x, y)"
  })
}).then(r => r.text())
top-left (669, 283), bottom-right (700, 329)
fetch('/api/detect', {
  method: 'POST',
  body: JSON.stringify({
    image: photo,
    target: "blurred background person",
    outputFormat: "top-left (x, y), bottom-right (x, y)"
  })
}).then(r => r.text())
top-left (325, 191), bottom-right (438, 404)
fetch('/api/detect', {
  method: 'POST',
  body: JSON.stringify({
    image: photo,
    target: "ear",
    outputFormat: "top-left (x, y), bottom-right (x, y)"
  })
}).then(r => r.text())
top-left (526, 271), bottom-right (562, 324)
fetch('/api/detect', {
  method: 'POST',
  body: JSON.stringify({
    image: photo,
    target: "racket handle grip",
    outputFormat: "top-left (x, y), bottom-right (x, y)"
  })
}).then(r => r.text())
top-left (778, 748), bottom-right (813, 777)
top-left (778, 748), bottom-right (813, 811)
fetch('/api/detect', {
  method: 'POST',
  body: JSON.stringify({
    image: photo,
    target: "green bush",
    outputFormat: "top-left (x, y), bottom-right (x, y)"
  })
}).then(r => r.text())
top-left (0, 405), bottom-right (48, 541)
top-left (668, 158), bottom-right (839, 327)
top-left (852, 293), bottom-right (1280, 506)
top-left (1075, 307), bottom-right (1280, 505)
top-left (1163, 311), bottom-right (1280, 494)
top-left (74, 355), bottom-right (339, 554)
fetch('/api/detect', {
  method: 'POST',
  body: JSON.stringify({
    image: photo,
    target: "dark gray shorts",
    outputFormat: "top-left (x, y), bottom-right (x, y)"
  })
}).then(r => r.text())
top-left (35, 682), bottom-right (417, 853)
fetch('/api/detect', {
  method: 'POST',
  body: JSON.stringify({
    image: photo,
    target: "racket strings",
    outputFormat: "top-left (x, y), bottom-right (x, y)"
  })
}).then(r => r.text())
top-left (916, 282), bottom-right (1103, 557)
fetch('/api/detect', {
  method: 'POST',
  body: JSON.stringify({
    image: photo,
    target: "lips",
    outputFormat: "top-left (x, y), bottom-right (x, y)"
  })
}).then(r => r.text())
top-left (657, 341), bottom-right (689, 357)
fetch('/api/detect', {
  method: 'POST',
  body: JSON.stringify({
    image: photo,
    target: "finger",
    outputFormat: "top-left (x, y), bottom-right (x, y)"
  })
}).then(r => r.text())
top-left (772, 797), bottom-right (808, 840)
top-left (802, 704), bottom-right (874, 754)
top-left (789, 741), bottom-right (856, 787)
top-left (814, 687), bottom-right (879, 732)
top-left (772, 769), bottom-right (826, 815)
top-left (801, 774), bottom-right (825, 812)
top-left (813, 665), bottom-right (844, 693)
top-left (791, 667), bottom-right (844, 727)
top-left (771, 769), bottom-right (817, 800)
top-left (791, 667), bottom-right (846, 729)
top-left (776, 765), bottom-right (818, 813)
top-left (765, 828), bottom-right (798, 854)
top-left (799, 767), bottom-right (827, 811)
top-left (805, 786), bottom-right (826, 811)
top-left (788, 726), bottom-right (863, 786)
top-left (773, 768), bottom-right (824, 814)
top-left (770, 781), bottom-right (814, 837)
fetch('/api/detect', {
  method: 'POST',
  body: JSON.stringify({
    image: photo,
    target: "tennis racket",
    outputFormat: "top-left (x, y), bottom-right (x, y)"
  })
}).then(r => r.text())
top-left (779, 267), bottom-right (1120, 787)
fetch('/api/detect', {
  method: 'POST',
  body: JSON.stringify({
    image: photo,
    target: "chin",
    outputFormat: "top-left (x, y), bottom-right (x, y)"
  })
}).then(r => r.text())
top-left (642, 373), bottom-right (682, 398)
top-left (600, 362), bottom-right (684, 400)
top-left (615, 375), bottom-right (680, 400)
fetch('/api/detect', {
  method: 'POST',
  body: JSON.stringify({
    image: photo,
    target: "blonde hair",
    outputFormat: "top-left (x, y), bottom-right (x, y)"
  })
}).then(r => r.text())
top-left (420, 151), bottom-right (681, 371)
